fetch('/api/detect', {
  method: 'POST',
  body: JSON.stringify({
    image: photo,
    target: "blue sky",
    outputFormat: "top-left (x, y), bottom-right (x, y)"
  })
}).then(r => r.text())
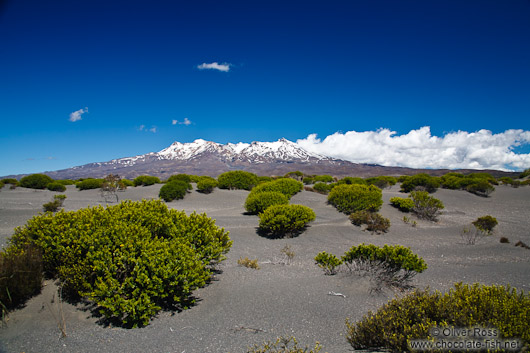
top-left (1, 0), bottom-right (530, 176)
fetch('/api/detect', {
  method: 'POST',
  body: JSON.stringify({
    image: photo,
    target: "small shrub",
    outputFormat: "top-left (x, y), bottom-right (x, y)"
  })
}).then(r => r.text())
top-left (519, 168), bottom-right (530, 179)
top-left (1, 178), bottom-right (19, 186)
top-left (280, 244), bottom-right (295, 264)
top-left (251, 178), bottom-right (303, 198)
top-left (402, 216), bottom-right (417, 227)
top-left (0, 244), bottom-right (43, 312)
top-left (237, 257), bottom-right (260, 270)
top-left (196, 177), bottom-right (218, 193)
top-left (466, 179), bottom-right (495, 197)
top-left (57, 179), bottom-right (75, 185)
top-left (365, 176), bottom-right (397, 189)
top-left (159, 180), bottom-right (189, 202)
top-left (121, 179), bottom-right (134, 187)
top-left (244, 191), bottom-right (289, 215)
top-left (472, 215), bottom-right (498, 234)
top-left (313, 175), bottom-right (334, 183)
top-left (217, 171), bottom-right (258, 190)
top-left (400, 173), bottom-right (440, 193)
top-left (338, 177), bottom-right (366, 185)
top-left (410, 191), bottom-right (444, 221)
top-left (20, 174), bottom-right (54, 189)
top-left (500, 237), bottom-right (510, 244)
top-left (0, 180), bottom-right (3, 190)
top-left (314, 252), bottom-right (342, 275)
top-left (389, 197), bottom-right (414, 212)
top-left (312, 182), bottom-right (332, 194)
top-left (133, 175), bottom-right (160, 186)
top-left (328, 184), bottom-right (383, 214)
top-left (166, 174), bottom-right (193, 184)
top-left (461, 215), bottom-right (498, 245)
top-left (284, 171), bottom-right (303, 181)
top-left (247, 336), bottom-right (322, 353)
top-left (76, 178), bottom-right (104, 190)
top-left (258, 204), bottom-right (316, 237)
top-left (42, 194), bottom-right (66, 212)
top-left (349, 211), bottom-right (390, 234)
top-left (346, 283), bottom-right (530, 352)
top-left (257, 176), bottom-right (274, 184)
top-left (302, 177), bottom-right (314, 185)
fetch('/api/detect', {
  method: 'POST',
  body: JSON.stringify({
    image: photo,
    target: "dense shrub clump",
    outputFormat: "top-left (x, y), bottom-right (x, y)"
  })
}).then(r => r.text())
top-left (400, 173), bottom-right (440, 193)
top-left (42, 194), bottom-right (66, 212)
top-left (389, 197), bottom-right (414, 212)
top-left (76, 178), bottom-right (104, 190)
top-left (217, 171), bottom-right (258, 190)
top-left (46, 181), bottom-right (66, 192)
top-left (349, 210), bottom-right (390, 234)
top-left (312, 182), bottom-right (333, 194)
top-left (196, 176), bottom-right (218, 193)
top-left (244, 191), bottom-right (289, 215)
top-left (166, 174), bottom-right (193, 184)
top-left (20, 174), bottom-right (54, 189)
top-left (8, 200), bottom-right (231, 327)
top-left (251, 178), bottom-right (303, 198)
top-left (410, 191), bottom-right (444, 221)
top-left (328, 184), bottom-right (383, 214)
top-left (440, 172), bottom-right (496, 196)
top-left (346, 283), bottom-right (530, 352)
top-left (258, 204), bottom-right (315, 237)
top-left (365, 176), bottom-right (397, 189)
top-left (133, 175), bottom-right (160, 186)
top-left (159, 180), bottom-right (190, 202)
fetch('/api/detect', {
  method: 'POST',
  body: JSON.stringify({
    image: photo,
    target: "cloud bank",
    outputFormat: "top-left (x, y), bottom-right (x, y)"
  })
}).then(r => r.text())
top-left (296, 127), bottom-right (530, 171)
top-left (69, 107), bottom-right (88, 122)
top-left (197, 62), bottom-right (231, 72)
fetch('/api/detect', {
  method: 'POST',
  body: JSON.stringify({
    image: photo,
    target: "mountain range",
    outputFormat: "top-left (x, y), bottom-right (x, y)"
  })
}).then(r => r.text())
top-left (7, 138), bottom-right (516, 180)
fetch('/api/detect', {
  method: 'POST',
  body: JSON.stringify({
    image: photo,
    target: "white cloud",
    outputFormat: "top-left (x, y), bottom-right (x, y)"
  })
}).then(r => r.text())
top-left (138, 125), bottom-right (145, 131)
top-left (296, 127), bottom-right (530, 171)
top-left (69, 107), bottom-right (88, 122)
top-left (197, 62), bottom-right (231, 72)
top-left (137, 124), bottom-right (156, 133)
top-left (172, 118), bottom-right (192, 126)
top-left (149, 126), bottom-right (157, 133)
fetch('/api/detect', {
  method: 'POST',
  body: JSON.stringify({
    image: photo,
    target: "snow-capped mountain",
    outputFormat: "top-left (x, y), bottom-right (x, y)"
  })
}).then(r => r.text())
top-left (20, 138), bottom-right (427, 180)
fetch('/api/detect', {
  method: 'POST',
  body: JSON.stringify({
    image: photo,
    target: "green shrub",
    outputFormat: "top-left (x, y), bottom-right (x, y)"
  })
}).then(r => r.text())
top-left (217, 171), bottom-right (258, 190)
top-left (258, 204), bottom-right (316, 237)
top-left (312, 182), bottom-right (333, 194)
top-left (244, 191), bottom-right (289, 214)
top-left (338, 177), bottom-right (366, 185)
top-left (121, 179), bottom-right (134, 187)
top-left (257, 176), bottom-right (274, 184)
top-left (251, 178), bottom-right (303, 198)
top-left (166, 174), bottom-right (193, 184)
top-left (42, 195), bottom-right (66, 212)
top-left (349, 211), bottom-right (390, 234)
top-left (159, 180), bottom-right (189, 202)
top-left (1, 178), bottom-right (19, 186)
top-left (410, 191), bottom-right (444, 221)
top-left (302, 177), bottom-right (314, 185)
top-left (0, 180), bottom-right (4, 190)
top-left (46, 182), bottom-right (66, 192)
top-left (196, 177), bottom-right (218, 193)
top-left (498, 176), bottom-right (514, 185)
top-left (314, 251), bottom-right (342, 275)
top-left (346, 283), bottom-right (530, 352)
top-left (133, 175), bottom-right (160, 186)
top-left (57, 179), bottom-right (75, 186)
top-left (328, 184), bottom-right (383, 214)
top-left (284, 171), bottom-right (304, 180)
top-left (313, 175), bottom-right (334, 183)
top-left (0, 244), bottom-right (43, 313)
top-left (247, 336), bottom-right (322, 353)
top-left (519, 168), bottom-right (530, 179)
top-left (8, 200), bottom-right (231, 327)
top-left (400, 173), bottom-right (440, 193)
top-left (472, 215), bottom-right (498, 234)
top-left (461, 215), bottom-right (499, 245)
top-left (365, 176), bottom-right (397, 189)
top-left (389, 197), bottom-right (414, 212)
top-left (20, 174), bottom-right (54, 189)
top-left (76, 178), bottom-right (104, 190)
top-left (466, 180), bottom-right (495, 197)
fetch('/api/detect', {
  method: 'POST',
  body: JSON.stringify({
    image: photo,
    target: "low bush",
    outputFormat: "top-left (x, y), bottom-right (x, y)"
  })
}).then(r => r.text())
top-left (389, 197), bottom-right (414, 212)
top-left (400, 173), bottom-right (440, 193)
top-left (328, 184), bottom-right (383, 214)
top-left (20, 174), bottom-right (54, 189)
top-left (196, 177), bottom-right (218, 193)
top-left (461, 215), bottom-right (498, 245)
top-left (500, 236), bottom-right (510, 244)
top-left (1, 178), bottom-right (19, 186)
top-left (519, 168), bottom-right (530, 179)
top-left (166, 174), bottom-right (193, 184)
top-left (244, 191), bottom-right (289, 215)
top-left (365, 176), bottom-right (397, 189)
top-left (217, 171), bottom-right (258, 190)
top-left (466, 179), bottom-right (495, 197)
top-left (257, 176), bottom-right (274, 184)
top-left (349, 211), bottom-right (390, 234)
top-left (237, 257), bottom-right (260, 270)
top-left (133, 175), bottom-right (160, 186)
top-left (247, 336), bottom-right (322, 353)
top-left (251, 178), bottom-right (303, 198)
top-left (46, 181), bottom-right (66, 192)
top-left (284, 171), bottom-right (304, 181)
top-left (57, 179), bottom-right (75, 186)
top-left (302, 177), bottom-right (314, 185)
top-left (314, 252), bottom-right (342, 275)
top-left (8, 200), bottom-right (231, 327)
top-left (42, 194), bottom-right (66, 212)
top-left (0, 244), bottom-right (43, 312)
top-left (159, 180), bottom-right (190, 202)
top-left (337, 177), bottom-right (366, 185)
top-left (312, 182), bottom-right (333, 194)
top-left (313, 175), bottom-right (334, 183)
top-left (121, 179), bottom-right (134, 187)
top-left (346, 283), bottom-right (530, 352)
top-left (0, 180), bottom-right (4, 190)
top-left (258, 204), bottom-right (315, 237)
top-left (472, 215), bottom-right (498, 234)
top-left (410, 191), bottom-right (444, 221)
top-left (76, 178), bottom-right (104, 190)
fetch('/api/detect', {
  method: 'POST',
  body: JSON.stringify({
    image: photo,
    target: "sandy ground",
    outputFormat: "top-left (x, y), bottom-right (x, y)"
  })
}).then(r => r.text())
top-left (0, 183), bottom-right (529, 353)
